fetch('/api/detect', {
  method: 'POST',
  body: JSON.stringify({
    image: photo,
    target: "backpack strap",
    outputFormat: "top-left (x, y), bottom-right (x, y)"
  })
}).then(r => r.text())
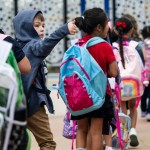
top-left (85, 37), bottom-right (106, 48)
top-left (0, 33), bottom-right (8, 40)
top-left (115, 109), bottom-right (124, 150)
top-left (129, 40), bottom-right (139, 49)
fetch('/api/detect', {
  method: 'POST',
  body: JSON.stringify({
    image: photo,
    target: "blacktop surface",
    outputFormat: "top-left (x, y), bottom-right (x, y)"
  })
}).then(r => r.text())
top-left (30, 74), bottom-right (150, 150)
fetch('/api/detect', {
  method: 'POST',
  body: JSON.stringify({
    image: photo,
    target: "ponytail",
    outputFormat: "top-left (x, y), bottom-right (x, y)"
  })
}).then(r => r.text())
top-left (115, 17), bottom-right (133, 69)
top-left (118, 27), bottom-right (125, 69)
top-left (75, 17), bottom-right (87, 33)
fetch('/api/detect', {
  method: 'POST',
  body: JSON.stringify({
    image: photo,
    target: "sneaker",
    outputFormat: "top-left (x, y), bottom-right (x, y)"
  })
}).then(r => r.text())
top-left (141, 111), bottom-right (147, 118)
top-left (146, 113), bottom-right (150, 121)
top-left (129, 128), bottom-right (139, 147)
top-left (105, 146), bottom-right (113, 150)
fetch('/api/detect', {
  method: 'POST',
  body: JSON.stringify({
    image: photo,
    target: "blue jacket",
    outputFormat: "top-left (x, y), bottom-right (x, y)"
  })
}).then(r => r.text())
top-left (13, 9), bottom-right (69, 117)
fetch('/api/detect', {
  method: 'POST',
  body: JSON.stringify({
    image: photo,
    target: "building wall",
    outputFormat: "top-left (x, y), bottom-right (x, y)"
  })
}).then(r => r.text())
top-left (0, 0), bottom-right (149, 65)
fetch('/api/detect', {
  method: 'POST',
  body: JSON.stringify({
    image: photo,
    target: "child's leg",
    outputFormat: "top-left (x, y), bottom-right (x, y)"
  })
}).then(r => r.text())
top-left (103, 132), bottom-right (112, 147)
top-left (128, 99), bottom-right (137, 128)
top-left (128, 98), bottom-right (139, 147)
top-left (147, 87), bottom-right (150, 113)
top-left (86, 127), bottom-right (92, 150)
top-left (146, 99), bottom-right (150, 121)
top-left (121, 101), bottom-right (128, 114)
top-left (89, 117), bottom-right (103, 150)
top-left (103, 124), bottom-right (113, 150)
top-left (27, 106), bottom-right (56, 150)
top-left (146, 90), bottom-right (150, 121)
top-left (141, 86), bottom-right (148, 116)
top-left (76, 117), bottom-right (89, 148)
top-left (147, 98), bottom-right (150, 114)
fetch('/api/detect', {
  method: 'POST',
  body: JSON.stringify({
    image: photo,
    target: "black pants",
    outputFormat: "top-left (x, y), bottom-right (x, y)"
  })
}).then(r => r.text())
top-left (141, 84), bottom-right (150, 113)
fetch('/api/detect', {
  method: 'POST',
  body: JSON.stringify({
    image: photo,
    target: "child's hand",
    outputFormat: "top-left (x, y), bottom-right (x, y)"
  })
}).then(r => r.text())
top-left (68, 20), bottom-right (77, 35)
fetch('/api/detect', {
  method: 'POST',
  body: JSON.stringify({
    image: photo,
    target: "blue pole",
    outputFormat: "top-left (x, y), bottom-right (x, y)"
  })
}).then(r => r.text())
top-left (80, 0), bottom-right (86, 37)
top-left (104, 0), bottom-right (109, 18)
top-left (81, 0), bottom-right (86, 15)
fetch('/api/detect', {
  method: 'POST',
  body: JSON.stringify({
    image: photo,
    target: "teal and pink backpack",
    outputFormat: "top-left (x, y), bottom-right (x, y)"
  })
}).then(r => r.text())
top-left (58, 37), bottom-right (107, 116)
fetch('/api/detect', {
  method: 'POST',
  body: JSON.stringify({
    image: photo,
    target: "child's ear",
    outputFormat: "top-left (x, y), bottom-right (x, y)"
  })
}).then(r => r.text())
top-left (96, 24), bottom-right (102, 32)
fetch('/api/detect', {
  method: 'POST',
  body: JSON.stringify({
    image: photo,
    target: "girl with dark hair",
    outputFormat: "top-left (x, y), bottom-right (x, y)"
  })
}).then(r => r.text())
top-left (114, 17), bottom-right (144, 147)
top-left (72, 8), bottom-right (118, 150)
top-left (122, 14), bottom-right (146, 65)
top-left (115, 18), bottom-right (133, 69)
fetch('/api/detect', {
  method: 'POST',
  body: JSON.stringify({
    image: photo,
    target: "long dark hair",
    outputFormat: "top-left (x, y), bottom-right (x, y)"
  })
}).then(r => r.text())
top-left (115, 17), bottom-right (133, 69)
top-left (74, 8), bottom-right (108, 35)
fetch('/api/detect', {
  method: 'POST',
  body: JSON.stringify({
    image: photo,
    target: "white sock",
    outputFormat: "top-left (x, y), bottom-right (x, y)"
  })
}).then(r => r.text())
top-left (129, 128), bottom-right (137, 136)
top-left (105, 146), bottom-right (113, 150)
top-left (76, 148), bottom-right (86, 150)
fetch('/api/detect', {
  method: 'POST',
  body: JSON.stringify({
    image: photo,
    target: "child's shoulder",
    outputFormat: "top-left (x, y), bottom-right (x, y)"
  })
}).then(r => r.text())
top-left (95, 40), bottom-right (112, 49)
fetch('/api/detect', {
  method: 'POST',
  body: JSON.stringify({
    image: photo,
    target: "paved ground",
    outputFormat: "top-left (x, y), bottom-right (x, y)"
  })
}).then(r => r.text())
top-left (30, 74), bottom-right (150, 150)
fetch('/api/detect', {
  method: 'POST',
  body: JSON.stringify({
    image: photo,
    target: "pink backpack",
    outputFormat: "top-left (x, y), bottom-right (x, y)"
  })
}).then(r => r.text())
top-left (142, 39), bottom-right (150, 86)
top-left (113, 40), bottom-right (144, 101)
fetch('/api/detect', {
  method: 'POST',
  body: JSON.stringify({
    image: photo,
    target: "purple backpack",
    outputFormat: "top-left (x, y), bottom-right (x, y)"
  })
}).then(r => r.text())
top-left (62, 109), bottom-right (77, 150)
top-left (62, 110), bottom-right (77, 139)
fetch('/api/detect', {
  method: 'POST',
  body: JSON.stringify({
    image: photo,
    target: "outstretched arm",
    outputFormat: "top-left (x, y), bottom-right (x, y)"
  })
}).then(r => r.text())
top-left (31, 20), bottom-right (77, 57)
